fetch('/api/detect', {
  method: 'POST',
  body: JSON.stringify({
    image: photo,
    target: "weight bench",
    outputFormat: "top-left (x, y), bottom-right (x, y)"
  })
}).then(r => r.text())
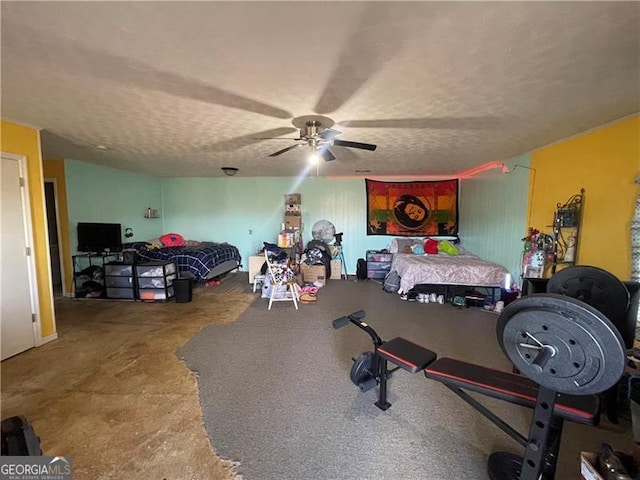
top-left (378, 344), bottom-right (600, 480)
top-left (334, 294), bottom-right (626, 480)
top-left (374, 337), bottom-right (437, 410)
top-left (354, 337), bottom-right (601, 425)
top-left (425, 357), bottom-right (600, 426)
top-left (378, 337), bottom-right (438, 373)
top-left (424, 357), bottom-right (601, 480)
top-left (375, 340), bottom-right (599, 426)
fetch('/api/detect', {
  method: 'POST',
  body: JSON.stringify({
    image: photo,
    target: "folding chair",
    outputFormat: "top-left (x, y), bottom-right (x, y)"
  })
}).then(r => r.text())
top-left (264, 250), bottom-right (299, 310)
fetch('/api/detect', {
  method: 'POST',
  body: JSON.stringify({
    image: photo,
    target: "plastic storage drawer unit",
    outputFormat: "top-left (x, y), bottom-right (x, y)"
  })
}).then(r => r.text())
top-left (366, 252), bottom-right (393, 263)
top-left (135, 261), bottom-right (177, 302)
top-left (104, 262), bottom-right (136, 300)
top-left (138, 287), bottom-right (175, 301)
top-left (104, 276), bottom-right (133, 288)
top-left (365, 250), bottom-right (393, 280)
top-left (104, 264), bottom-right (133, 276)
top-left (106, 287), bottom-right (135, 299)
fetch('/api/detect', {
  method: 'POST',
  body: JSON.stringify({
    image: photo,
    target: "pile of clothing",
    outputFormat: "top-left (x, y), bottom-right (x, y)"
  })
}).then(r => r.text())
top-left (301, 240), bottom-right (332, 280)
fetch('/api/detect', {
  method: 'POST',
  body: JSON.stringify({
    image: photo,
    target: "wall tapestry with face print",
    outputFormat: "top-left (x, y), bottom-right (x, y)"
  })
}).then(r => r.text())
top-left (365, 179), bottom-right (459, 237)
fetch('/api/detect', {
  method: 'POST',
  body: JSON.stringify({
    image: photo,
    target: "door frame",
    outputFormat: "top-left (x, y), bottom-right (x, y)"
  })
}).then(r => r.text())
top-left (44, 177), bottom-right (68, 297)
top-left (1, 152), bottom-right (42, 347)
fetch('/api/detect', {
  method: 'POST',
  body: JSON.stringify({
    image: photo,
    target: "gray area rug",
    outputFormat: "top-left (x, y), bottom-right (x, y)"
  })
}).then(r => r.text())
top-left (179, 279), bottom-right (634, 480)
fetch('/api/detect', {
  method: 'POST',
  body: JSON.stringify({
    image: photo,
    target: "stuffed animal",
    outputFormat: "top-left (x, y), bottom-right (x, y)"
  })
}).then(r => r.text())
top-left (437, 240), bottom-right (459, 256)
top-left (411, 244), bottom-right (424, 255)
top-left (424, 238), bottom-right (439, 254)
top-left (159, 233), bottom-right (185, 247)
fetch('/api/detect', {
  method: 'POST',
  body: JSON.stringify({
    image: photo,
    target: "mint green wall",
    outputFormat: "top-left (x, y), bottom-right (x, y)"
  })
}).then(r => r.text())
top-left (65, 159), bottom-right (163, 253)
top-left (459, 154), bottom-right (532, 284)
top-left (63, 157), bottom-right (531, 279)
top-left (160, 176), bottom-right (391, 273)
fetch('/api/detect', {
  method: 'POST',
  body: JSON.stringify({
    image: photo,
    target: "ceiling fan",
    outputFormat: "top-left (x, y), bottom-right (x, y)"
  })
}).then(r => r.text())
top-left (262, 118), bottom-right (377, 162)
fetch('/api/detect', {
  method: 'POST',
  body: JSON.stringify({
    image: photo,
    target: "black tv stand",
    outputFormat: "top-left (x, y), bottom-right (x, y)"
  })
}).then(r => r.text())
top-left (78, 250), bottom-right (122, 256)
top-left (72, 252), bottom-right (120, 298)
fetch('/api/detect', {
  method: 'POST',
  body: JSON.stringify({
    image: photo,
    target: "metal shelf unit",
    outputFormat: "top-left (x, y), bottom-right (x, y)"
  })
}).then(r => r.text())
top-left (551, 188), bottom-right (584, 274)
top-left (72, 253), bottom-right (120, 298)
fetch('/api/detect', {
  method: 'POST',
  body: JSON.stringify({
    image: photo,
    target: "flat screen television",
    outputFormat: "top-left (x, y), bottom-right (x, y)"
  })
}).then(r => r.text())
top-left (77, 222), bottom-right (122, 253)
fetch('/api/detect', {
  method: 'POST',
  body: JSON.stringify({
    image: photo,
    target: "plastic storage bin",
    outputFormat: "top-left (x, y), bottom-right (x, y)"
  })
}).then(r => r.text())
top-left (366, 250), bottom-right (393, 280)
top-left (135, 261), bottom-right (177, 302)
top-left (104, 262), bottom-right (135, 299)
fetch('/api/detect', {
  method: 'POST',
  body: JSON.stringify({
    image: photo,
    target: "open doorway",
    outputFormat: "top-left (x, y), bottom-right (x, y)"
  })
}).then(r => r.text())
top-left (44, 179), bottom-right (64, 297)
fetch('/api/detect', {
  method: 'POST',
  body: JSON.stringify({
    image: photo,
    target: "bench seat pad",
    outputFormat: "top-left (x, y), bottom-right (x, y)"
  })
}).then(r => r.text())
top-left (377, 337), bottom-right (437, 373)
top-left (425, 357), bottom-right (599, 425)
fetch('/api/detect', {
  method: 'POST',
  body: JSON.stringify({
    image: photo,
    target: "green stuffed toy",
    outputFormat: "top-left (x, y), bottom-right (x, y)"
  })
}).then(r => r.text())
top-left (437, 240), bottom-right (459, 256)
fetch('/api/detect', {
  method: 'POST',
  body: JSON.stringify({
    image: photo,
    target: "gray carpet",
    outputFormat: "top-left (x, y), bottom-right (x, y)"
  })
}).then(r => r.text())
top-left (179, 279), bottom-right (635, 480)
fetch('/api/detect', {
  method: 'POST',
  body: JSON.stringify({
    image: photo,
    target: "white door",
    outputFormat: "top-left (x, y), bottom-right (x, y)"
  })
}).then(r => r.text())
top-left (1, 154), bottom-right (36, 359)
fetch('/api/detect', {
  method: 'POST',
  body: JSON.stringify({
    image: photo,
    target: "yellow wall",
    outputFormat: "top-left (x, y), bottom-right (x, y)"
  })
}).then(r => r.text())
top-left (43, 159), bottom-right (73, 294)
top-left (1, 120), bottom-right (56, 337)
top-left (530, 115), bottom-right (640, 279)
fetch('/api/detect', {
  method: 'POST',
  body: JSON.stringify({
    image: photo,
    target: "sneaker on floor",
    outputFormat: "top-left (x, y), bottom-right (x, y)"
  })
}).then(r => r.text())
top-left (401, 292), bottom-right (418, 301)
top-left (406, 292), bottom-right (419, 302)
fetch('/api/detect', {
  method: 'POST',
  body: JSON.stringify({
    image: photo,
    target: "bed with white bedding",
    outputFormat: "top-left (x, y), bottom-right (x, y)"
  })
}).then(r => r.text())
top-left (391, 252), bottom-right (509, 294)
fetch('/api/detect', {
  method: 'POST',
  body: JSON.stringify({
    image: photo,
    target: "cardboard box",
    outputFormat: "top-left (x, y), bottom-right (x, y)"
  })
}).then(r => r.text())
top-left (285, 204), bottom-right (301, 215)
top-left (580, 452), bottom-right (604, 480)
top-left (301, 264), bottom-right (325, 286)
top-left (285, 216), bottom-right (301, 230)
top-left (285, 193), bottom-right (301, 204)
top-left (330, 260), bottom-right (342, 279)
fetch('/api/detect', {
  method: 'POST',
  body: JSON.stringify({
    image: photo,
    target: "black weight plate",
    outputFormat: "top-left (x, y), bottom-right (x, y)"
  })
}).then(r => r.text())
top-left (487, 452), bottom-right (522, 480)
top-left (547, 265), bottom-right (630, 321)
top-left (350, 352), bottom-right (375, 387)
top-left (497, 294), bottom-right (625, 395)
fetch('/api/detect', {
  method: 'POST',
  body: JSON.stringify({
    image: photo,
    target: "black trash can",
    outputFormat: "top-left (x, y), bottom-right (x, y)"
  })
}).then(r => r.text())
top-left (174, 272), bottom-right (195, 303)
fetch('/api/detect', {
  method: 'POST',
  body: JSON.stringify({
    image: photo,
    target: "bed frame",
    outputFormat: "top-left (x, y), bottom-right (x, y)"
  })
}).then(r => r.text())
top-left (203, 258), bottom-right (241, 281)
top-left (407, 283), bottom-right (503, 304)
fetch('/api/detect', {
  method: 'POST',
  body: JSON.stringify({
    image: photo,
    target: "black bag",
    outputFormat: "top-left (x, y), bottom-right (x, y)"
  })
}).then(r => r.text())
top-left (356, 258), bottom-right (367, 280)
top-left (1, 416), bottom-right (42, 456)
top-left (383, 270), bottom-right (401, 293)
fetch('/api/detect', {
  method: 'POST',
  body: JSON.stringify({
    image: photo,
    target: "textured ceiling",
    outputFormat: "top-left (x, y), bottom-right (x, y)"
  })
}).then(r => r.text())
top-left (2, 2), bottom-right (639, 178)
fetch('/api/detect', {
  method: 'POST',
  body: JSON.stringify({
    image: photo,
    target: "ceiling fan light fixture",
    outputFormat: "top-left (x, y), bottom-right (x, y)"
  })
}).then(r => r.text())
top-left (221, 167), bottom-right (239, 176)
top-left (262, 116), bottom-right (377, 161)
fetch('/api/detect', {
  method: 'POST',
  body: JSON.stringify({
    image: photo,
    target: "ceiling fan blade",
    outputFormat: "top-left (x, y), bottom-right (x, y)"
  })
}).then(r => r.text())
top-left (337, 117), bottom-right (503, 130)
top-left (319, 148), bottom-right (336, 162)
top-left (268, 144), bottom-right (303, 157)
top-left (332, 139), bottom-right (377, 151)
top-left (318, 128), bottom-right (342, 140)
top-left (254, 137), bottom-right (301, 140)
top-left (4, 20), bottom-right (293, 120)
top-left (201, 127), bottom-right (299, 152)
top-left (314, 3), bottom-right (402, 114)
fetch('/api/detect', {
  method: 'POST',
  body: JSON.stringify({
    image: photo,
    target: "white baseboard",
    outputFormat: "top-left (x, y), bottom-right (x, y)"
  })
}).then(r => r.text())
top-left (37, 332), bottom-right (58, 346)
